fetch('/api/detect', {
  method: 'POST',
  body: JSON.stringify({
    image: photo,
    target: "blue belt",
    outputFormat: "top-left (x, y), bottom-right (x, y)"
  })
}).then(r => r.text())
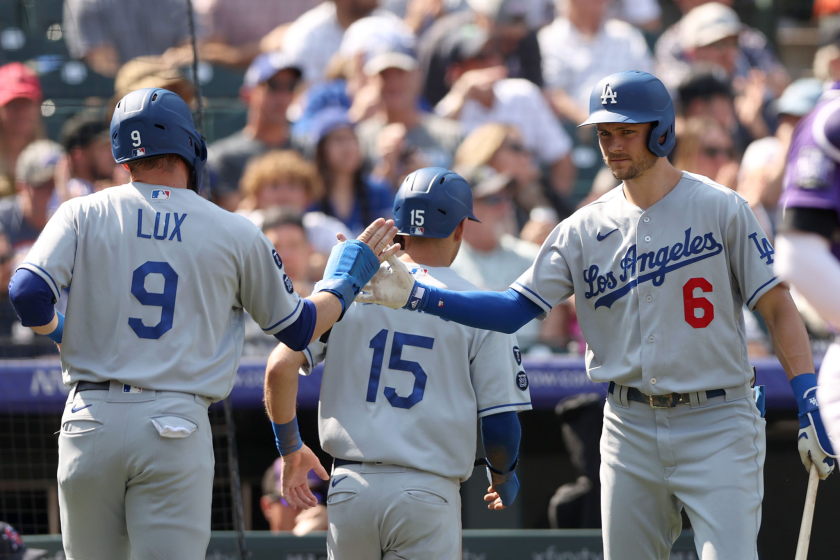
top-left (76, 381), bottom-right (111, 392)
top-left (608, 381), bottom-right (726, 408)
top-left (333, 458), bottom-right (363, 468)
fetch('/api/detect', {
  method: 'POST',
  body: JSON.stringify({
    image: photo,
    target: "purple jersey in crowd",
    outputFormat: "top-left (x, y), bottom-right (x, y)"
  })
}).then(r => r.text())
top-left (781, 93), bottom-right (840, 260)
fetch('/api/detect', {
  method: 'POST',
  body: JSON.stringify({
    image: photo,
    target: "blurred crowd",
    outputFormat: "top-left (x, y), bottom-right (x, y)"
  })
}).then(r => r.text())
top-left (0, 0), bottom-right (835, 359)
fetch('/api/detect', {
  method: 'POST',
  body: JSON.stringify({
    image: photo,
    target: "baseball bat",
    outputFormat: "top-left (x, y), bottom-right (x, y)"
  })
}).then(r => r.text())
top-left (794, 463), bottom-right (820, 560)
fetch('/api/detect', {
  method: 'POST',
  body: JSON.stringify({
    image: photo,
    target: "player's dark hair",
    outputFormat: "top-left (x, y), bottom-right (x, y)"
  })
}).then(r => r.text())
top-left (314, 135), bottom-right (372, 227)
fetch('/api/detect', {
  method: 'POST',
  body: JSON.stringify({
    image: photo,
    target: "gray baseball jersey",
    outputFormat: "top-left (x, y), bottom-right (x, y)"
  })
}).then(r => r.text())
top-left (302, 264), bottom-right (532, 481)
top-left (512, 172), bottom-right (779, 394)
top-left (18, 182), bottom-right (301, 401)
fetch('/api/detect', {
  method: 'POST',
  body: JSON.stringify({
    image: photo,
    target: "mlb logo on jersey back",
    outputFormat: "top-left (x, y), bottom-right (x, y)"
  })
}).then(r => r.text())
top-left (132, 147), bottom-right (146, 157)
top-left (410, 226), bottom-right (424, 235)
top-left (151, 190), bottom-right (170, 200)
top-left (123, 384), bottom-right (142, 393)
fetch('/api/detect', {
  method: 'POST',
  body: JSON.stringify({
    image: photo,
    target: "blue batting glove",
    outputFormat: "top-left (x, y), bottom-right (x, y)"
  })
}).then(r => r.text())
top-left (314, 240), bottom-right (381, 317)
top-left (485, 458), bottom-right (520, 507)
top-left (791, 374), bottom-right (836, 479)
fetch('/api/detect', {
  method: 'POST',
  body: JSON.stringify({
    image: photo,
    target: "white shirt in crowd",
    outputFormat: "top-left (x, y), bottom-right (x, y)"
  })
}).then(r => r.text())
top-left (436, 78), bottom-right (572, 165)
top-left (538, 17), bottom-right (653, 108)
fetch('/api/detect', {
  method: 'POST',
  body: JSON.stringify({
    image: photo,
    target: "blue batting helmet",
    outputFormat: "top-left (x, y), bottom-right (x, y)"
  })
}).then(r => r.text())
top-left (579, 71), bottom-right (676, 157)
top-left (111, 88), bottom-right (207, 192)
top-left (394, 167), bottom-right (479, 238)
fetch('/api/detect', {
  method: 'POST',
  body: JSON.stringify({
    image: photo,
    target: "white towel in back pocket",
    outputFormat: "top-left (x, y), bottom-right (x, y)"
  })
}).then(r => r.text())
top-left (151, 415), bottom-right (197, 438)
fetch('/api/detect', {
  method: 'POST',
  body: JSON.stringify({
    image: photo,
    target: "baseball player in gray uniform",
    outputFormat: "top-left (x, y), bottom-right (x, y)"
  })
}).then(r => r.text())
top-left (358, 71), bottom-right (836, 559)
top-left (7, 88), bottom-right (398, 560)
top-left (264, 168), bottom-right (531, 560)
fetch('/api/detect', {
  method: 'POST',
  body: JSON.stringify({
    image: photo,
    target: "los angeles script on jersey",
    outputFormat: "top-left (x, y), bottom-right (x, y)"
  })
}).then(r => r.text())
top-left (136, 209), bottom-right (187, 241)
top-left (583, 228), bottom-right (723, 309)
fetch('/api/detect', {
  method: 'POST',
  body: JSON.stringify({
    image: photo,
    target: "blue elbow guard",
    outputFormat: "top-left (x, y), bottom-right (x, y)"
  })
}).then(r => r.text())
top-left (9, 269), bottom-right (57, 327)
top-left (272, 416), bottom-right (303, 456)
top-left (315, 240), bottom-right (381, 316)
top-left (47, 312), bottom-right (64, 344)
top-left (481, 411), bottom-right (522, 506)
top-left (418, 287), bottom-right (543, 334)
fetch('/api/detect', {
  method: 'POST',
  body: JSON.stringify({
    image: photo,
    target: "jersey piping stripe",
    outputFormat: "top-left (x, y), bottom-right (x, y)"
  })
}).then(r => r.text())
top-left (513, 283), bottom-right (553, 310)
top-left (478, 402), bottom-right (532, 414)
top-left (21, 262), bottom-right (60, 299)
top-left (262, 298), bottom-right (303, 332)
top-left (745, 276), bottom-right (777, 308)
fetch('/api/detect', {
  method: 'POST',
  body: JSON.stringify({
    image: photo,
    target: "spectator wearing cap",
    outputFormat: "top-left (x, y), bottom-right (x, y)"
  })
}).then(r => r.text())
top-left (309, 108), bottom-right (393, 235)
top-left (207, 52), bottom-right (303, 211)
top-left (418, 0), bottom-right (544, 107)
top-left (259, 458), bottom-right (328, 534)
top-left (63, 0), bottom-right (201, 77)
top-left (0, 522), bottom-right (48, 560)
top-left (0, 63), bottom-right (45, 199)
top-left (0, 140), bottom-right (63, 255)
top-left (436, 22), bottom-right (574, 196)
top-left (236, 150), bottom-right (352, 259)
top-left (539, 0), bottom-right (653, 124)
top-left (449, 165), bottom-right (551, 349)
top-left (739, 78), bottom-right (825, 213)
top-left (283, 0), bottom-right (401, 84)
top-left (654, 1), bottom-right (788, 95)
top-left (56, 113), bottom-right (115, 203)
top-left (356, 41), bottom-right (463, 186)
top-left (113, 56), bottom-right (196, 107)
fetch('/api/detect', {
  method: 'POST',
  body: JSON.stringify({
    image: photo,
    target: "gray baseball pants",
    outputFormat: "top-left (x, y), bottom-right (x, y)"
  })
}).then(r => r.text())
top-left (57, 381), bottom-right (214, 560)
top-left (326, 462), bottom-right (462, 560)
top-left (601, 384), bottom-right (765, 560)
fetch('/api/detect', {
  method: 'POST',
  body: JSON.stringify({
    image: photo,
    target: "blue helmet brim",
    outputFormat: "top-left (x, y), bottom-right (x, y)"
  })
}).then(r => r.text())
top-left (578, 109), bottom-right (654, 128)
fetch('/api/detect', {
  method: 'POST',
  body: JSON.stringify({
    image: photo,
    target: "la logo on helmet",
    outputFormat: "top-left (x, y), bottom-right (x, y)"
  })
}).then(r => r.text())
top-left (601, 83), bottom-right (617, 105)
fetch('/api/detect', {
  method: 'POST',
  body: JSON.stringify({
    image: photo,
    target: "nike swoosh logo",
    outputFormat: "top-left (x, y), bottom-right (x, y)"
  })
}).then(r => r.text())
top-left (597, 229), bottom-right (619, 241)
top-left (71, 404), bottom-right (92, 413)
top-left (331, 475), bottom-right (348, 487)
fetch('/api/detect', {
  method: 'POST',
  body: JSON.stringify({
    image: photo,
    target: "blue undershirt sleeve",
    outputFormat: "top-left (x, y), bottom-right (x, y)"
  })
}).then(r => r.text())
top-left (417, 287), bottom-right (543, 333)
top-left (480, 411), bottom-right (521, 473)
top-left (273, 298), bottom-right (317, 351)
top-left (9, 269), bottom-right (57, 327)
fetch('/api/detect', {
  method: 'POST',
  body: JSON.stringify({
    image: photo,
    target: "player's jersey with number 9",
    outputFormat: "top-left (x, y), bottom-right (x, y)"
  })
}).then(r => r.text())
top-left (512, 172), bottom-right (780, 394)
top-left (18, 183), bottom-right (302, 401)
top-left (302, 266), bottom-right (532, 481)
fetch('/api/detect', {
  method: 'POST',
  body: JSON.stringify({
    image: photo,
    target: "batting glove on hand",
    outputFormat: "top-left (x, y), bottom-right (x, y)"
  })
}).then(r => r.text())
top-left (791, 374), bottom-right (836, 480)
top-left (357, 256), bottom-right (426, 310)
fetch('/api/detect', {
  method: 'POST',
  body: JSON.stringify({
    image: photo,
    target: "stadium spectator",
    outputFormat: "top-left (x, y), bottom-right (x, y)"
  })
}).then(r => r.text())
top-left (309, 109), bottom-right (393, 235)
top-left (259, 458), bottom-right (327, 534)
top-left (193, 0), bottom-right (321, 68)
top-left (113, 57), bottom-right (196, 107)
top-left (356, 42), bottom-right (462, 186)
top-left (539, 0), bottom-right (653, 124)
top-left (207, 52), bottom-right (302, 211)
top-left (454, 123), bottom-right (562, 229)
top-left (62, 0), bottom-right (200, 77)
top-left (54, 114), bottom-right (113, 205)
top-left (282, 0), bottom-right (400, 84)
top-left (419, 0), bottom-right (543, 107)
top-left (0, 141), bottom-right (63, 255)
top-left (237, 150), bottom-right (351, 258)
top-left (0, 521), bottom-right (48, 559)
top-left (436, 22), bottom-right (574, 196)
top-left (654, 1), bottom-right (788, 95)
top-left (0, 230), bottom-right (18, 339)
top-left (0, 63), bottom-right (44, 199)
top-left (672, 117), bottom-right (739, 190)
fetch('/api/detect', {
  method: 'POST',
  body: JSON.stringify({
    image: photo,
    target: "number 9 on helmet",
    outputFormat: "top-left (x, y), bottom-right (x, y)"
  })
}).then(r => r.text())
top-left (110, 88), bottom-right (208, 193)
top-left (393, 167), bottom-right (480, 238)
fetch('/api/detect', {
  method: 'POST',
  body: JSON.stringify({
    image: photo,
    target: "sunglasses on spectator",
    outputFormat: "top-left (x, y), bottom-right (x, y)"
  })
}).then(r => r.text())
top-left (265, 78), bottom-right (299, 93)
top-left (502, 141), bottom-right (527, 154)
top-left (700, 145), bottom-right (735, 159)
top-left (478, 193), bottom-right (510, 205)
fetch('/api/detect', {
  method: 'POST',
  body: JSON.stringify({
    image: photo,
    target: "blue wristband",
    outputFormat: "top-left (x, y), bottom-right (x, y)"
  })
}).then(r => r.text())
top-left (790, 373), bottom-right (818, 418)
top-left (47, 311), bottom-right (64, 344)
top-left (272, 416), bottom-right (303, 456)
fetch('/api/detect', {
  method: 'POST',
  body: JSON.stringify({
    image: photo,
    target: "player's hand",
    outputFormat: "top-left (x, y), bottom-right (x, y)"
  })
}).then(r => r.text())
top-left (356, 255), bottom-right (419, 310)
top-left (280, 444), bottom-right (329, 510)
top-left (484, 485), bottom-right (506, 510)
top-left (792, 374), bottom-right (836, 480)
top-left (345, 218), bottom-right (400, 263)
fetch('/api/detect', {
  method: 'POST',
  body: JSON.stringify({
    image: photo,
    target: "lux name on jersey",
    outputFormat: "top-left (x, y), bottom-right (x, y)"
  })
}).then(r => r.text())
top-left (583, 228), bottom-right (723, 309)
top-left (135, 209), bottom-right (187, 241)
